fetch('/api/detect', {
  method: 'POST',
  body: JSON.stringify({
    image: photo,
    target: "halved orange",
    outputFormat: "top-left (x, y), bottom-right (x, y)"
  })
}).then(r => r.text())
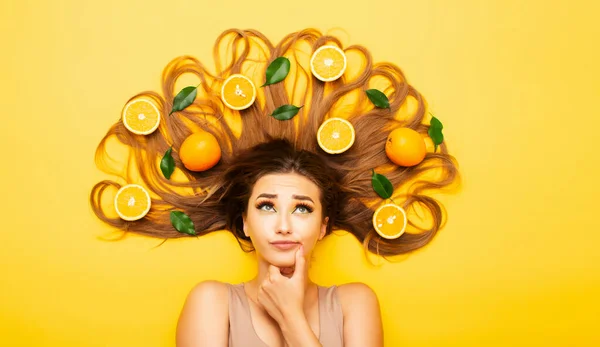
top-left (310, 45), bottom-right (347, 82)
top-left (221, 74), bottom-right (257, 110)
top-left (317, 117), bottom-right (355, 154)
top-left (114, 184), bottom-right (151, 221)
top-left (373, 204), bottom-right (407, 239)
top-left (122, 99), bottom-right (161, 135)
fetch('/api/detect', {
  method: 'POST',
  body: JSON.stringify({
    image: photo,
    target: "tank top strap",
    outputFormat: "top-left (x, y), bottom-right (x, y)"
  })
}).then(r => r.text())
top-left (227, 283), bottom-right (267, 346)
top-left (317, 285), bottom-right (345, 346)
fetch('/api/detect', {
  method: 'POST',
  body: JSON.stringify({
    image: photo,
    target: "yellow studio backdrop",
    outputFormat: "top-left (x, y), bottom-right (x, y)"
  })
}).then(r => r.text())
top-left (1, 0), bottom-right (598, 346)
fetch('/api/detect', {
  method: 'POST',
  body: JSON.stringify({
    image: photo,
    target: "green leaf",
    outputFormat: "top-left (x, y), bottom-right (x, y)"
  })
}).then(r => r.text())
top-left (371, 169), bottom-right (394, 199)
top-left (170, 211), bottom-right (196, 236)
top-left (366, 89), bottom-right (390, 109)
top-left (170, 86), bottom-right (198, 115)
top-left (160, 147), bottom-right (175, 179)
top-left (270, 104), bottom-right (303, 121)
top-left (262, 57), bottom-right (291, 87)
top-left (428, 114), bottom-right (444, 152)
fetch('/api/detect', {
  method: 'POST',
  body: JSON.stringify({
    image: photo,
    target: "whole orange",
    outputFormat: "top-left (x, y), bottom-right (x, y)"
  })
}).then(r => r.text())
top-left (385, 127), bottom-right (426, 167)
top-left (179, 131), bottom-right (222, 171)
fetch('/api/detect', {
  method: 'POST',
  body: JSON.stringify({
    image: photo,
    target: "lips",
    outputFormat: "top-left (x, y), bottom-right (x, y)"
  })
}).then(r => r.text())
top-left (270, 241), bottom-right (300, 250)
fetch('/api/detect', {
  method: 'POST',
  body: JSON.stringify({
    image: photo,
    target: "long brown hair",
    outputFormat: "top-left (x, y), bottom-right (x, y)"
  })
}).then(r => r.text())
top-left (90, 28), bottom-right (461, 256)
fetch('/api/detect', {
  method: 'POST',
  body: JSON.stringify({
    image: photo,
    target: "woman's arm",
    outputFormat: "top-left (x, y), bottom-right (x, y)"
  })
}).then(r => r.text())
top-left (176, 280), bottom-right (229, 347)
top-left (337, 283), bottom-right (384, 347)
top-left (279, 312), bottom-right (322, 346)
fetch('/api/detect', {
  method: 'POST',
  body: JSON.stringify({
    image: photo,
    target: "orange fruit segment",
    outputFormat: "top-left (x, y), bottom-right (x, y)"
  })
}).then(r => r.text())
top-left (317, 117), bottom-right (355, 154)
top-left (179, 131), bottom-right (222, 172)
top-left (310, 45), bottom-right (347, 82)
top-left (373, 204), bottom-right (407, 239)
top-left (122, 99), bottom-right (161, 135)
top-left (385, 127), bottom-right (427, 167)
top-left (221, 74), bottom-right (257, 110)
top-left (114, 184), bottom-right (151, 221)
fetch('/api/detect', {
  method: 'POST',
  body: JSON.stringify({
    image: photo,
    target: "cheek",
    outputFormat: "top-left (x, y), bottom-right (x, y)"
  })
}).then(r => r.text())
top-left (298, 218), bottom-right (324, 245)
top-left (246, 213), bottom-right (275, 239)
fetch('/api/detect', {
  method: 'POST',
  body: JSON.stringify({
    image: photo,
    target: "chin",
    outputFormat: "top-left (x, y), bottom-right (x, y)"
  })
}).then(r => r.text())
top-left (264, 252), bottom-right (296, 268)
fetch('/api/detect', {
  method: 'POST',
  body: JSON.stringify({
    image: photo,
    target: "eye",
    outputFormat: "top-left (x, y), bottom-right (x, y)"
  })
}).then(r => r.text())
top-left (294, 204), bottom-right (313, 214)
top-left (256, 202), bottom-right (276, 212)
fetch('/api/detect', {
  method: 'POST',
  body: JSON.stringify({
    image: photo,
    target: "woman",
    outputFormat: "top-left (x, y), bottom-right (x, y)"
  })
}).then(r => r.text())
top-left (177, 139), bottom-right (383, 346)
top-left (90, 28), bottom-right (460, 346)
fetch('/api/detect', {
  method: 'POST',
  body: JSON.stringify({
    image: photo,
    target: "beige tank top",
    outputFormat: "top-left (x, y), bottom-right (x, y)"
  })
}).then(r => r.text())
top-left (227, 283), bottom-right (344, 346)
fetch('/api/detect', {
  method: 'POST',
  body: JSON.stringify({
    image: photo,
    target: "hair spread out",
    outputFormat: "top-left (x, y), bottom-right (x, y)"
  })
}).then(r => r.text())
top-left (90, 28), bottom-right (461, 257)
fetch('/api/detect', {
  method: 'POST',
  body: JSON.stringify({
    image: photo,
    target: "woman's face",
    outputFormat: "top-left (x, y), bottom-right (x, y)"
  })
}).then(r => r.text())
top-left (243, 172), bottom-right (328, 268)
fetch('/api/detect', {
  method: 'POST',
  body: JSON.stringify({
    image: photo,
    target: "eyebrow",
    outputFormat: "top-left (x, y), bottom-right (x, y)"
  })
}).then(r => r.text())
top-left (256, 193), bottom-right (314, 203)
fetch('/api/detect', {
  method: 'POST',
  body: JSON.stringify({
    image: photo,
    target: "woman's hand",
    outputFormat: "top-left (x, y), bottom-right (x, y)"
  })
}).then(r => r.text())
top-left (257, 245), bottom-right (307, 325)
top-left (257, 245), bottom-right (322, 346)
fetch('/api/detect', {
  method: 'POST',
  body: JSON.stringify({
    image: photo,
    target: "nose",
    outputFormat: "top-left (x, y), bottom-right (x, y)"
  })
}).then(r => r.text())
top-left (276, 211), bottom-right (292, 235)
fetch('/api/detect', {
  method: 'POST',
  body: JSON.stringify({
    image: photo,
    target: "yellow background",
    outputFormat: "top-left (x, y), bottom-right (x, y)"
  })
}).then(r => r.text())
top-left (1, 0), bottom-right (599, 346)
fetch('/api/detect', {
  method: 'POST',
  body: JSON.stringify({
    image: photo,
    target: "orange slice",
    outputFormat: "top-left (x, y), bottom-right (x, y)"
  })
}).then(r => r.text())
top-left (221, 74), bottom-right (257, 110)
top-left (114, 184), bottom-right (151, 221)
top-left (373, 204), bottom-right (407, 239)
top-left (317, 117), bottom-right (355, 154)
top-left (121, 99), bottom-right (161, 135)
top-left (310, 45), bottom-right (347, 82)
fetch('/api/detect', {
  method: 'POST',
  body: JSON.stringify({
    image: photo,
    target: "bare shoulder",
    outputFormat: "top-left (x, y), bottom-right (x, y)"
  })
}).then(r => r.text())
top-left (336, 282), bottom-right (383, 346)
top-left (336, 282), bottom-right (380, 308)
top-left (187, 280), bottom-right (230, 301)
top-left (176, 280), bottom-right (230, 347)
top-left (180, 280), bottom-right (229, 316)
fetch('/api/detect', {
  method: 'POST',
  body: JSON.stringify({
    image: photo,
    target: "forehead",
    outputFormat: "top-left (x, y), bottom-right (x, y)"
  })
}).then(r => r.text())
top-left (251, 173), bottom-right (320, 198)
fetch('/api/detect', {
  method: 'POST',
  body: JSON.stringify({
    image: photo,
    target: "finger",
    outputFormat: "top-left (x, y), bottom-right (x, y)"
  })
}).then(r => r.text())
top-left (258, 284), bottom-right (272, 299)
top-left (268, 265), bottom-right (281, 281)
top-left (257, 285), bottom-right (267, 305)
top-left (292, 245), bottom-right (306, 280)
top-left (258, 283), bottom-right (275, 303)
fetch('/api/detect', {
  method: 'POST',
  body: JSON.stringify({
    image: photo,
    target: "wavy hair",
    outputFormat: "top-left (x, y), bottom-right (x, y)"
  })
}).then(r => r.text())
top-left (90, 28), bottom-right (461, 256)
